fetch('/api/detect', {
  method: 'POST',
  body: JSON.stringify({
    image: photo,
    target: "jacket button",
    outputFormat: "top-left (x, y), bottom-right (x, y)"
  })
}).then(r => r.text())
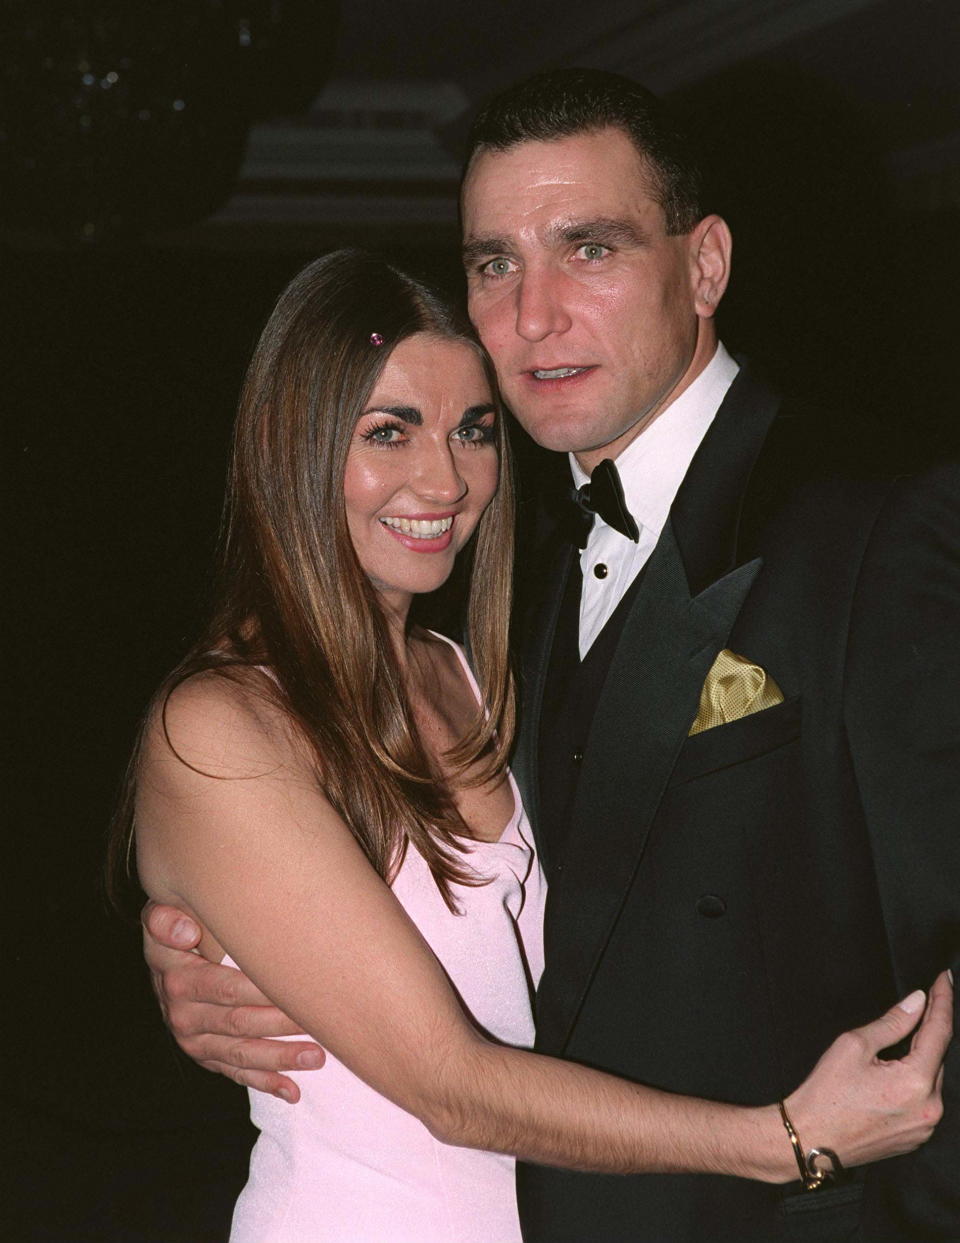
top-left (572, 750), bottom-right (584, 763)
top-left (696, 894), bottom-right (726, 918)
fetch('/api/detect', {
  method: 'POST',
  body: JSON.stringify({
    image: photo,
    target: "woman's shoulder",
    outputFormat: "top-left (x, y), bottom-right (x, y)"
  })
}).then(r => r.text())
top-left (142, 665), bottom-right (307, 783)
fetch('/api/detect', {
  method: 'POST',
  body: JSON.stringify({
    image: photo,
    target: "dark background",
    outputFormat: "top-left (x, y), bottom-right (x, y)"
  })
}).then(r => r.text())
top-left (5, 2), bottom-right (959, 1239)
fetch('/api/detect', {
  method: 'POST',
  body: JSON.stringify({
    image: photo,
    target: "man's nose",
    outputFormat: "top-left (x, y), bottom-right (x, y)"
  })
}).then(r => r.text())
top-left (515, 267), bottom-right (572, 342)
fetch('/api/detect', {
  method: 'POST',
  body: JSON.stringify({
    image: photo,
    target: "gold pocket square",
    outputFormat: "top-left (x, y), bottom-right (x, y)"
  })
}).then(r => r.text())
top-left (688, 649), bottom-right (784, 736)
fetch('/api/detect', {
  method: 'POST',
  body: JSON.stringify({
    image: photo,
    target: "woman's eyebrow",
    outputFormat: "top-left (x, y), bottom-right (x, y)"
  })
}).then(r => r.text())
top-left (360, 404), bottom-right (494, 427)
top-left (458, 403), bottom-right (496, 426)
top-left (362, 405), bottom-right (422, 424)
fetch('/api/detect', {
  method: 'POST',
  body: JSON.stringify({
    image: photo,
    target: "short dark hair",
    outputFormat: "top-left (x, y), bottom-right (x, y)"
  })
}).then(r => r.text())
top-left (464, 67), bottom-right (703, 235)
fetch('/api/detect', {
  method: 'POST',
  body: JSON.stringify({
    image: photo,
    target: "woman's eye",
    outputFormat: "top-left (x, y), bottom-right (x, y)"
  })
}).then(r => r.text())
top-left (455, 423), bottom-right (494, 446)
top-left (363, 424), bottom-right (404, 446)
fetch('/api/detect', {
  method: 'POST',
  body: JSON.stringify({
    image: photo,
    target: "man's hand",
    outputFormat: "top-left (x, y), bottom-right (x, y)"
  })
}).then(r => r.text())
top-left (142, 901), bottom-right (325, 1103)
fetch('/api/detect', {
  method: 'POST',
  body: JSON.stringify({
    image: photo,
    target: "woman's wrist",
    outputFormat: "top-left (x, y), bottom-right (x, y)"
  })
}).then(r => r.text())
top-left (728, 1103), bottom-right (798, 1185)
top-left (775, 1095), bottom-right (847, 1190)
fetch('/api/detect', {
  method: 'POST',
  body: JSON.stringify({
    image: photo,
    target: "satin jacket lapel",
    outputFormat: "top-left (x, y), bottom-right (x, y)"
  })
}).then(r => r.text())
top-left (537, 362), bottom-right (784, 1051)
top-left (671, 362), bottom-right (782, 597)
top-left (511, 532), bottom-right (576, 865)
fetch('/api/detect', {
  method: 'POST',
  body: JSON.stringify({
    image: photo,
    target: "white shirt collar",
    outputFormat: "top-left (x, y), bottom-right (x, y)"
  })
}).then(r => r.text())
top-left (570, 343), bottom-right (740, 658)
top-left (569, 342), bottom-right (740, 539)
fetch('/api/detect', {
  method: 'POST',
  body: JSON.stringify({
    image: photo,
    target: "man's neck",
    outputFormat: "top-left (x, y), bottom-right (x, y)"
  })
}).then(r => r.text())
top-left (573, 337), bottom-right (720, 473)
top-left (572, 341), bottom-right (736, 479)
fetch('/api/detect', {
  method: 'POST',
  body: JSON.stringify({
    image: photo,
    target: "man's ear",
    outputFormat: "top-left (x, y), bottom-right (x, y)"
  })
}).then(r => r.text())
top-left (689, 215), bottom-right (732, 319)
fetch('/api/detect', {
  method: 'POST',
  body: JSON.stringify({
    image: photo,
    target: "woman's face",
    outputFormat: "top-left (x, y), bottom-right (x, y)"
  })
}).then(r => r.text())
top-left (343, 333), bottom-right (500, 611)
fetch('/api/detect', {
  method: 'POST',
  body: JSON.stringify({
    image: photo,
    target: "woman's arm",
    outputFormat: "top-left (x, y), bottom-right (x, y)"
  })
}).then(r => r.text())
top-left (135, 674), bottom-right (949, 1182)
top-left (139, 901), bottom-right (326, 1101)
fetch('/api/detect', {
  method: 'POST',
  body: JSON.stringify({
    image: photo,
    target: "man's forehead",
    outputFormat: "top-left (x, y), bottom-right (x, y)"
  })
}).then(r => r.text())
top-left (460, 151), bottom-right (662, 262)
top-left (461, 129), bottom-right (655, 227)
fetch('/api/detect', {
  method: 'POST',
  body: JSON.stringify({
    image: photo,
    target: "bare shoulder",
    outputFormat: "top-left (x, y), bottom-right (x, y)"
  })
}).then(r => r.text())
top-left (143, 667), bottom-right (308, 784)
top-left (135, 668), bottom-right (318, 878)
top-left (135, 667), bottom-right (335, 918)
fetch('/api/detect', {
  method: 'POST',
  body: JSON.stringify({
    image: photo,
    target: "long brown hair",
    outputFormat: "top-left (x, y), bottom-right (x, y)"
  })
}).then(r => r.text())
top-left (110, 249), bottom-right (515, 910)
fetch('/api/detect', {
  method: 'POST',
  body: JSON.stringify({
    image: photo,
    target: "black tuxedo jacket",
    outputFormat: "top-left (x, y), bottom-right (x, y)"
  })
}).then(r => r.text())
top-left (511, 365), bottom-right (960, 1242)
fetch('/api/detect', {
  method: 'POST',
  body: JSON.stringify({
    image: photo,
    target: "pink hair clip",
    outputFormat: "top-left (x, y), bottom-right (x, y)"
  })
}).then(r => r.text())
top-left (369, 332), bottom-right (384, 346)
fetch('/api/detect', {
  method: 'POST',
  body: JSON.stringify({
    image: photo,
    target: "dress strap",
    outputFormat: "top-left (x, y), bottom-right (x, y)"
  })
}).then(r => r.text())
top-left (425, 630), bottom-right (485, 712)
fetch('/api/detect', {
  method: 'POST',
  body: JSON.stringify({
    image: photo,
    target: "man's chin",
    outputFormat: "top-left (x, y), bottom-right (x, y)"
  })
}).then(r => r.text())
top-left (509, 418), bottom-right (626, 460)
top-left (505, 407), bottom-right (595, 454)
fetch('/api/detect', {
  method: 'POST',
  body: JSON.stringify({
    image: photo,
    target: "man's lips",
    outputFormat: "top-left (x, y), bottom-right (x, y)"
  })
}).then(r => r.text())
top-left (530, 365), bottom-right (591, 379)
top-left (525, 365), bottom-right (597, 385)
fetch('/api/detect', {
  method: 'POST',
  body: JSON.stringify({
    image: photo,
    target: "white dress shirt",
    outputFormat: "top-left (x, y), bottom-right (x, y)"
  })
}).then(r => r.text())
top-left (571, 344), bottom-right (740, 658)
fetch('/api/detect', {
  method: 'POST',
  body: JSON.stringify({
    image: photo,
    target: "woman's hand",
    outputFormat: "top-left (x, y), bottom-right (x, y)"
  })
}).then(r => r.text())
top-left (773, 970), bottom-right (952, 1181)
top-left (135, 678), bottom-right (955, 1182)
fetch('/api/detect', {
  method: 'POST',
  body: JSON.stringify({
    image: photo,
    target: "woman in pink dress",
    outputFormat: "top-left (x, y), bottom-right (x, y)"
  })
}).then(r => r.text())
top-left (115, 250), bottom-right (949, 1243)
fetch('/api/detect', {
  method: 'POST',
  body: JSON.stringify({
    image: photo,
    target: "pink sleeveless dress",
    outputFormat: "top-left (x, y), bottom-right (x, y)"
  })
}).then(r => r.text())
top-left (228, 639), bottom-right (545, 1243)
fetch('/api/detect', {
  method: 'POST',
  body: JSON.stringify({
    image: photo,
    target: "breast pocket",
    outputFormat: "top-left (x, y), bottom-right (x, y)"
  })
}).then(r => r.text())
top-left (667, 695), bottom-right (802, 788)
top-left (781, 1177), bottom-right (864, 1241)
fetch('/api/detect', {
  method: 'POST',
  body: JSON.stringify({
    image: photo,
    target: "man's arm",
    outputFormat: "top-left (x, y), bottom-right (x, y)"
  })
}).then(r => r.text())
top-left (134, 668), bottom-right (948, 1179)
top-left (143, 902), bottom-right (325, 1102)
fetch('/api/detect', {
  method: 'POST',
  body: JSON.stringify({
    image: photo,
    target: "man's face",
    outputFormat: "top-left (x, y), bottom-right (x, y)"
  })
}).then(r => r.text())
top-left (462, 127), bottom-right (724, 470)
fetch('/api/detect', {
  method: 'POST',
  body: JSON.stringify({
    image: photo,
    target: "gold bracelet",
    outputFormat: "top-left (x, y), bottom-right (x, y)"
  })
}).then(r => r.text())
top-left (777, 1101), bottom-right (846, 1191)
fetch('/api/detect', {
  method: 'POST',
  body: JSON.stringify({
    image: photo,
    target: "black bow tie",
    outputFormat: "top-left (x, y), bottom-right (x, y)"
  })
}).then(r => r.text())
top-left (570, 458), bottom-right (640, 548)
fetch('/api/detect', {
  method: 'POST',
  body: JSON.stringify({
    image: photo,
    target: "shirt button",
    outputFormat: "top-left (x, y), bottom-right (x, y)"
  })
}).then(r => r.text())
top-left (572, 750), bottom-right (584, 764)
top-left (696, 894), bottom-right (727, 918)
top-left (594, 563), bottom-right (609, 579)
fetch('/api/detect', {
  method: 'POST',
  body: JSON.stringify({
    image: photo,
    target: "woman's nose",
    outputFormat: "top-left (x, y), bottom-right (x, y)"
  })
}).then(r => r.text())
top-left (413, 442), bottom-right (467, 504)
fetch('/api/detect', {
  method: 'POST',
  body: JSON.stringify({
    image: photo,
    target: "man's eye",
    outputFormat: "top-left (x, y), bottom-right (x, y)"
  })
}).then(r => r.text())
top-left (577, 243), bottom-right (610, 261)
top-left (482, 257), bottom-right (515, 277)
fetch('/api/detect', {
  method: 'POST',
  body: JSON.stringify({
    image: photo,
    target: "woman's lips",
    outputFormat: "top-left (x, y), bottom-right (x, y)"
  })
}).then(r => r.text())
top-left (379, 514), bottom-right (455, 552)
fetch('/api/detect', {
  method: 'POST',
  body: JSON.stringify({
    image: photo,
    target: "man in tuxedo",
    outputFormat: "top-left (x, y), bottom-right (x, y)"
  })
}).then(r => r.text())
top-left (143, 69), bottom-right (960, 1240)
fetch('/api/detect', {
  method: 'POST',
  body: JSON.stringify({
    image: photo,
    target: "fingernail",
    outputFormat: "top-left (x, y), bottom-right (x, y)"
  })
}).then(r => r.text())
top-left (277, 1087), bottom-right (296, 1103)
top-left (898, 989), bottom-right (925, 1014)
top-left (948, 969), bottom-right (954, 986)
top-left (296, 1050), bottom-right (323, 1069)
top-left (172, 917), bottom-right (196, 944)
